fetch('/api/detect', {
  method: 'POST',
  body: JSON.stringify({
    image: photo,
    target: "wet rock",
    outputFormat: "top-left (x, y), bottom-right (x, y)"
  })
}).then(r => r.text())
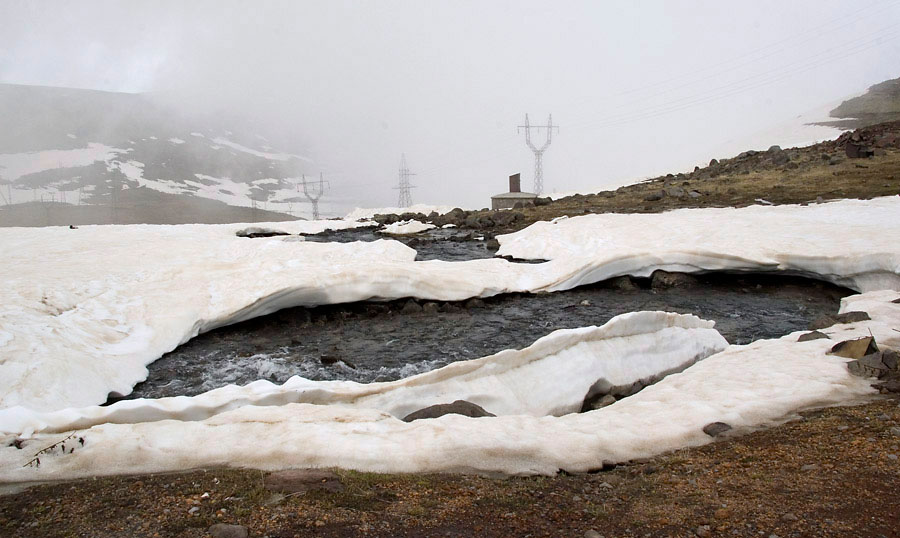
top-left (402, 400), bottom-right (495, 422)
top-left (702, 422), bottom-right (732, 437)
top-left (235, 227), bottom-right (290, 238)
top-left (809, 311), bottom-right (870, 329)
top-left (264, 469), bottom-right (344, 494)
top-left (643, 190), bottom-right (665, 202)
top-left (798, 330), bottom-right (829, 342)
top-left (464, 297), bottom-right (485, 309)
top-left (606, 275), bottom-right (639, 291)
top-left (209, 524), bottom-right (249, 538)
top-left (400, 300), bottom-right (423, 314)
top-left (651, 270), bottom-right (699, 289)
top-left (829, 336), bottom-right (878, 359)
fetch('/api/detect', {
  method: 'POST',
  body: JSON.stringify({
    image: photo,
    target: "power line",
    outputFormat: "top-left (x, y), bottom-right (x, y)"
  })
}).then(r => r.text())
top-left (300, 173), bottom-right (327, 220)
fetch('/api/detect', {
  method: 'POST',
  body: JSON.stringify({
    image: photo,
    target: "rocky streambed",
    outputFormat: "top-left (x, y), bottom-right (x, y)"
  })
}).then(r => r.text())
top-left (122, 271), bottom-right (850, 401)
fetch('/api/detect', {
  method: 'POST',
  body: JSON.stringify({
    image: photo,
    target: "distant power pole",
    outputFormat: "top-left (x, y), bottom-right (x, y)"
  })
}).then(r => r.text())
top-left (301, 173), bottom-right (326, 220)
top-left (394, 153), bottom-right (416, 208)
top-left (518, 114), bottom-right (559, 195)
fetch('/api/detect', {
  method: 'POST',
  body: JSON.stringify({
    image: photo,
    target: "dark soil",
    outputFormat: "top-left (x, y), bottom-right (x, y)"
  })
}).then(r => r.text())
top-left (123, 274), bottom-right (850, 400)
top-left (4, 397), bottom-right (899, 538)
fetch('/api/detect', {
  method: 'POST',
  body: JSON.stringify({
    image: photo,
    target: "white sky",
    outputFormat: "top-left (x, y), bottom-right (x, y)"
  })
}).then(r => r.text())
top-left (1, 0), bottom-right (899, 211)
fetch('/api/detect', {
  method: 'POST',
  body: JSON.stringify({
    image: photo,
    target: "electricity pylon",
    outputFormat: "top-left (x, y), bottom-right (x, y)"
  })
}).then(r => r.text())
top-left (394, 153), bottom-right (415, 207)
top-left (517, 114), bottom-right (559, 195)
top-left (301, 172), bottom-right (326, 220)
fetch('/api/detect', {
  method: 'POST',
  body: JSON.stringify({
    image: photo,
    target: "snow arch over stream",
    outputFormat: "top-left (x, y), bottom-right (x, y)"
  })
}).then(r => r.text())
top-left (0, 198), bottom-right (899, 479)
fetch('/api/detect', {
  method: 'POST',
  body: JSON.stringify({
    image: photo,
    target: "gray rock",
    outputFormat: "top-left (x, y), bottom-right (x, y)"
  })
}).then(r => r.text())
top-left (464, 297), bottom-right (485, 309)
top-left (781, 513), bottom-right (799, 522)
top-left (847, 351), bottom-right (892, 378)
top-left (768, 145), bottom-right (782, 152)
top-left (797, 330), bottom-right (829, 342)
top-left (644, 190), bottom-right (665, 202)
top-left (664, 186), bottom-right (686, 198)
top-left (800, 464), bottom-right (820, 471)
top-left (264, 469), bottom-right (344, 494)
top-left (688, 190), bottom-right (702, 198)
top-left (534, 196), bottom-right (552, 206)
top-left (890, 427), bottom-right (900, 437)
top-left (422, 302), bottom-right (440, 314)
top-left (651, 270), bottom-right (699, 289)
top-left (809, 311), bottom-right (870, 329)
top-left (209, 524), bottom-right (249, 538)
top-left (400, 300), bottom-right (423, 314)
top-left (709, 159), bottom-right (719, 166)
top-left (606, 275), bottom-right (639, 291)
top-left (584, 531), bottom-right (603, 538)
top-left (402, 400), bottom-right (495, 422)
top-left (696, 524), bottom-right (712, 537)
top-left (703, 422), bottom-right (732, 437)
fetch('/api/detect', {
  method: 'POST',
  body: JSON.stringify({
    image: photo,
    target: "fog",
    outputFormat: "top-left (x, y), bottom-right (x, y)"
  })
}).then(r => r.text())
top-left (1, 0), bottom-right (899, 212)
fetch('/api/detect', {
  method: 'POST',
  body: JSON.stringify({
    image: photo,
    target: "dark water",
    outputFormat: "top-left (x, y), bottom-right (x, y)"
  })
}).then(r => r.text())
top-left (300, 226), bottom-right (501, 262)
top-left (122, 272), bottom-right (850, 401)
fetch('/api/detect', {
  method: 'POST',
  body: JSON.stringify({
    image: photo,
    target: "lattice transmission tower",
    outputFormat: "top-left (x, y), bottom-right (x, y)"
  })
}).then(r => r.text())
top-left (301, 172), bottom-right (327, 220)
top-left (394, 153), bottom-right (416, 207)
top-left (517, 114), bottom-right (559, 195)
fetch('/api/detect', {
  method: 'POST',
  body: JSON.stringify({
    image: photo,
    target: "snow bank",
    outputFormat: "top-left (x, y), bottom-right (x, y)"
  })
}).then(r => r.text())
top-left (497, 197), bottom-right (900, 292)
top-left (0, 311), bottom-right (726, 435)
top-left (1, 197), bottom-right (899, 415)
top-left (345, 204), bottom-right (459, 221)
top-left (1, 291), bottom-right (894, 481)
top-left (379, 220), bottom-right (436, 235)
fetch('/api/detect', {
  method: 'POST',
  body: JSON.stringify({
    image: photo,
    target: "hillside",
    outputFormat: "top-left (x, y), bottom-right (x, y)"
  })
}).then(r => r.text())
top-left (817, 76), bottom-right (900, 129)
top-left (0, 84), bottom-right (314, 226)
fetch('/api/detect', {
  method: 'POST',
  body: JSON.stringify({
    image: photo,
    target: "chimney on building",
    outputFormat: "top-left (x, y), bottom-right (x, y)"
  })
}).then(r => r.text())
top-left (509, 173), bottom-right (521, 193)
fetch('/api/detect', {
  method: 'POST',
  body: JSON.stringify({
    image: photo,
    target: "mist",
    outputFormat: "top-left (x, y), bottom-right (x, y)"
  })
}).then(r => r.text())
top-left (2, 0), bottom-right (899, 213)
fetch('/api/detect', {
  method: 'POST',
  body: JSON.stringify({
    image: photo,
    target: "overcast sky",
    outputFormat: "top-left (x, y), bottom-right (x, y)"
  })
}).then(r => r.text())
top-left (2, 0), bottom-right (899, 211)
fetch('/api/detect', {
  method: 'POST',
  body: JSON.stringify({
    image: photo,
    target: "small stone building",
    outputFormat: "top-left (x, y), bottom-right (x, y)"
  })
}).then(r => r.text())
top-left (491, 173), bottom-right (537, 210)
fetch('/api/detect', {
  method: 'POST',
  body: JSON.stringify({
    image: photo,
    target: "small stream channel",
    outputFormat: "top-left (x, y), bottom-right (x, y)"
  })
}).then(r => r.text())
top-left (122, 267), bottom-right (849, 401)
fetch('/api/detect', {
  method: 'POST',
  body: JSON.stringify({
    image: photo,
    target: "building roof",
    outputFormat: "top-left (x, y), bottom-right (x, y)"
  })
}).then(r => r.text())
top-left (490, 191), bottom-right (538, 199)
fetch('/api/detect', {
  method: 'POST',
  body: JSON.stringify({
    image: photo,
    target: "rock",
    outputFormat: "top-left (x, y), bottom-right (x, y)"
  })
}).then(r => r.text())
top-left (889, 427), bottom-right (900, 437)
top-left (606, 275), bottom-right (639, 291)
top-left (829, 336), bottom-right (878, 359)
top-left (664, 186), bottom-right (686, 198)
top-left (400, 299), bottom-right (423, 314)
top-left (422, 302), bottom-right (440, 314)
top-left (709, 159), bottom-right (719, 166)
top-left (264, 469), bottom-right (344, 494)
top-left (782, 513), bottom-right (799, 522)
top-left (209, 524), bottom-right (249, 538)
top-left (584, 531), bottom-right (603, 538)
top-left (696, 524), bottom-right (712, 537)
top-left (893, 297), bottom-right (900, 304)
top-left (768, 145), bottom-right (782, 152)
top-left (847, 350), bottom-right (896, 378)
top-left (688, 190), bottom-right (702, 198)
top-left (643, 190), bottom-right (665, 201)
top-left (800, 464), bottom-right (820, 471)
top-left (534, 196), bottom-right (552, 206)
top-left (797, 330), bottom-right (829, 342)
top-left (485, 238), bottom-right (501, 250)
top-left (586, 394), bottom-right (617, 411)
top-left (809, 311), bottom-right (871, 329)
top-left (464, 297), bottom-right (485, 309)
top-left (402, 400), bottom-right (495, 422)
top-left (651, 270), bottom-right (699, 289)
top-left (703, 422), bottom-right (732, 437)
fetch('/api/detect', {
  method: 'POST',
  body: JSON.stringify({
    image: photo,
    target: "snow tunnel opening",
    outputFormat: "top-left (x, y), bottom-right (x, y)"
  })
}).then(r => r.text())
top-left (112, 272), bottom-right (855, 404)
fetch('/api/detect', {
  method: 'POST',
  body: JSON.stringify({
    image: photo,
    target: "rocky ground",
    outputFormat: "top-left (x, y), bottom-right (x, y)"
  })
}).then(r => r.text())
top-left (371, 121), bottom-right (900, 236)
top-left (3, 121), bottom-right (900, 537)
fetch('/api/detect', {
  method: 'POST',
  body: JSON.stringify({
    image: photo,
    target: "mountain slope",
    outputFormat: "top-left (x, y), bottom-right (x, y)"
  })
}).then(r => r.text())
top-left (0, 84), bottom-right (316, 225)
